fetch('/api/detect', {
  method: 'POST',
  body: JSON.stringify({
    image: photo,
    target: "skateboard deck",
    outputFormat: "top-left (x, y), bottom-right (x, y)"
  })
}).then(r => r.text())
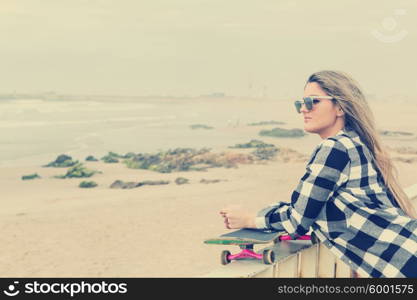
top-left (204, 228), bottom-right (284, 245)
top-left (204, 229), bottom-right (312, 265)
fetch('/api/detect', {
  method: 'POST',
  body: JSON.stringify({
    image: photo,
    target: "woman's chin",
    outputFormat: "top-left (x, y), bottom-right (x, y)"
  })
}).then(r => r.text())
top-left (303, 125), bottom-right (317, 134)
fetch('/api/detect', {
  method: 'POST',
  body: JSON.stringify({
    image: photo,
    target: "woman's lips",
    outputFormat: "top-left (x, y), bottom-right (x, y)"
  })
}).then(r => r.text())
top-left (304, 117), bottom-right (312, 122)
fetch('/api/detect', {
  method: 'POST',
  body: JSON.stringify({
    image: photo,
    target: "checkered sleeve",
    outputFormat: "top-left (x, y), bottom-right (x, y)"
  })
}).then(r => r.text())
top-left (255, 138), bottom-right (350, 237)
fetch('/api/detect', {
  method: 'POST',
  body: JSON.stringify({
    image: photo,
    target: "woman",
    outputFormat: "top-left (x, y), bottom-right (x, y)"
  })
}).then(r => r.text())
top-left (220, 70), bottom-right (417, 278)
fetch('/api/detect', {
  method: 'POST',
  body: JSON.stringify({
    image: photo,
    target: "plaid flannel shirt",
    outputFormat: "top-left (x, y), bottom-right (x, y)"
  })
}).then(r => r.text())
top-left (255, 127), bottom-right (417, 278)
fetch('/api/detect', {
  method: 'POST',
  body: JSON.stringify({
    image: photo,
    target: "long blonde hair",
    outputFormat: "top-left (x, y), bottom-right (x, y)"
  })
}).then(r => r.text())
top-left (306, 70), bottom-right (417, 218)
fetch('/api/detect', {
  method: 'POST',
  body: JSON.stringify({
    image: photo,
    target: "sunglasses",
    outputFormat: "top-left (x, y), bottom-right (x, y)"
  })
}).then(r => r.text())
top-left (294, 96), bottom-right (334, 113)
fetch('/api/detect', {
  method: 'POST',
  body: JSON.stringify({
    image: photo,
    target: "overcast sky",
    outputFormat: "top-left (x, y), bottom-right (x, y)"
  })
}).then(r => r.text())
top-left (1, 0), bottom-right (416, 98)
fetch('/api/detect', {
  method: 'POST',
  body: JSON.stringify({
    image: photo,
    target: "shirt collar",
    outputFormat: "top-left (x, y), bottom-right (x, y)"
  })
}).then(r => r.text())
top-left (334, 126), bottom-right (358, 138)
top-left (334, 127), bottom-right (364, 147)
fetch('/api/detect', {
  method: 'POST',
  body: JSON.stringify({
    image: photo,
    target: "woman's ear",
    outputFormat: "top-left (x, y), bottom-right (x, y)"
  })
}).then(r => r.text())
top-left (336, 106), bottom-right (345, 117)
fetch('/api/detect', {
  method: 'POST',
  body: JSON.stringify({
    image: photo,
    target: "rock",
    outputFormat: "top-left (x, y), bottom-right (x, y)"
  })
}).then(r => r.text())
top-left (175, 177), bottom-right (189, 185)
top-left (85, 155), bottom-right (99, 162)
top-left (252, 147), bottom-right (279, 160)
top-left (55, 154), bottom-right (72, 164)
top-left (109, 180), bottom-right (138, 189)
top-left (44, 154), bottom-right (78, 167)
top-left (21, 173), bottom-right (41, 180)
top-left (247, 120), bottom-right (286, 126)
top-left (103, 157), bottom-right (119, 163)
top-left (190, 124), bottom-right (214, 130)
top-left (124, 182), bottom-right (140, 189)
top-left (110, 180), bottom-right (126, 189)
top-left (101, 152), bottom-right (120, 163)
top-left (139, 180), bottom-right (170, 186)
top-left (79, 181), bottom-right (98, 188)
top-left (200, 179), bottom-right (227, 184)
top-left (123, 152), bottom-right (136, 159)
top-left (101, 151), bottom-right (137, 163)
top-left (110, 179), bottom-right (170, 189)
top-left (259, 127), bottom-right (305, 138)
top-left (229, 139), bottom-right (275, 149)
top-left (55, 163), bottom-right (100, 178)
top-left (124, 147), bottom-right (255, 173)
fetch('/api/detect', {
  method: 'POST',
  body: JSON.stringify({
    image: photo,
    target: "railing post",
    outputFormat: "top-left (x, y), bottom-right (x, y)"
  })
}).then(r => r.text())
top-left (252, 265), bottom-right (274, 278)
top-left (335, 258), bottom-right (352, 277)
top-left (275, 253), bottom-right (299, 277)
top-left (298, 243), bottom-right (318, 277)
top-left (317, 243), bottom-right (336, 277)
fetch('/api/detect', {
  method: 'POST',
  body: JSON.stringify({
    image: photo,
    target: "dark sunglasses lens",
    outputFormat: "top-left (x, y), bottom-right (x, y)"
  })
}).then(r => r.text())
top-left (294, 101), bottom-right (302, 113)
top-left (304, 97), bottom-right (313, 110)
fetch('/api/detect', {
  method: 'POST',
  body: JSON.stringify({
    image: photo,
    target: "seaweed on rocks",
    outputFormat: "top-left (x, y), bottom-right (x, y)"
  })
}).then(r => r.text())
top-left (200, 179), bottom-right (227, 184)
top-left (109, 179), bottom-right (170, 189)
top-left (54, 163), bottom-right (101, 179)
top-left (124, 148), bottom-right (217, 173)
top-left (190, 124), bottom-right (214, 130)
top-left (247, 121), bottom-right (286, 126)
top-left (21, 173), bottom-right (41, 180)
top-left (79, 181), bottom-right (98, 188)
top-left (229, 139), bottom-right (275, 149)
top-left (44, 154), bottom-right (78, 167)
top-left (101, 152), bottom-right (120, 163)
top-left (175, 177), bottom-right (189, 185)
top-left (259, 127), bottom-right (305, 138)
top-left (85, 155), bottom-right (99, 162)
top-left (251, 147), bottom-right (279, 160)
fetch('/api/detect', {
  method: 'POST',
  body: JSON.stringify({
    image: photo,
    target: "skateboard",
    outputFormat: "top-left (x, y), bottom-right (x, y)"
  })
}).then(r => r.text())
top-left (204, 228), bottom-right (311, 265)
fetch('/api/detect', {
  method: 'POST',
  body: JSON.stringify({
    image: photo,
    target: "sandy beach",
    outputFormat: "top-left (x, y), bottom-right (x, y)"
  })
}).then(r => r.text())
top-left (1, 97), bottom-right (417, 277)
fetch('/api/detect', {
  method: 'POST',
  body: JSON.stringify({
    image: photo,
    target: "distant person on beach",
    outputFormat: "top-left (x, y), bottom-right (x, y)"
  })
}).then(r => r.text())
top-left (220, 70), bottom-right (417, 278)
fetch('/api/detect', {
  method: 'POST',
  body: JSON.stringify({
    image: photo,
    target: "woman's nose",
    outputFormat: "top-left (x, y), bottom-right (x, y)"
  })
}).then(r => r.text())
top-left (299, 103), bottom-right (309, 113)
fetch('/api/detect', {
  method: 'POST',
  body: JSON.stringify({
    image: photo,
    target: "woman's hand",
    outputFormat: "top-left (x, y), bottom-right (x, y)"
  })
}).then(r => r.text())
top-left (219, 205), bottom-right (257, 229)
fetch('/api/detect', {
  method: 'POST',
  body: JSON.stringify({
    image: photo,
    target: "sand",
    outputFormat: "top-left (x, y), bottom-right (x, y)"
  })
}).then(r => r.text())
top-left (1, 98), bottom-right (417, 277)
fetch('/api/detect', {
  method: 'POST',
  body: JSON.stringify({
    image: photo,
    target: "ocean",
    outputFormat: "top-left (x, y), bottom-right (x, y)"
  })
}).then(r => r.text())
top-left (0, 97), bottom-right (304, 167)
